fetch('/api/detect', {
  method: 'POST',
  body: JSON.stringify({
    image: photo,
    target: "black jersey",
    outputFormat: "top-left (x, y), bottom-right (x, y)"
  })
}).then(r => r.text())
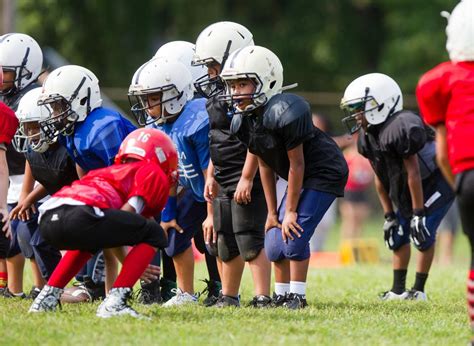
top-left (358, 110), bottom-right (440, 218)
top-left (1, 83), bottom-right (40, 176)
top-left (233, 93), bottom-right (348, 197)
top-left (26, 144), bottom-right (79, 194)
top-left (207, 97), bottom-right (262, 193)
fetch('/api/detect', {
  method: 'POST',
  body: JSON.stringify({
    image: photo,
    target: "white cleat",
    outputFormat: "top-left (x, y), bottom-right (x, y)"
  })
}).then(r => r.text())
top-left (29, 285), bottom-right (63, 313)
top-left (96, 287), bottom-right (144, 319)
top-left (406, 289), bottom-right (428, 301)
top-left (379, 290), bottom-right (409, 301)
top-left (162, 288), bottom-right (198, 307)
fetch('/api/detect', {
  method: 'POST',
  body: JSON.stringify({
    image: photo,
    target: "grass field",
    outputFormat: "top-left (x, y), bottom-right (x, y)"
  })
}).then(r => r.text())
top-left (1, 219), bottom-right (471, 345)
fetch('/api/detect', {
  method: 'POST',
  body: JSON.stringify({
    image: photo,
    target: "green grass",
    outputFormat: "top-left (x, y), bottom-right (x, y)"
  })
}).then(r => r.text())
top-left (1, 219), bottom-right (471, 345)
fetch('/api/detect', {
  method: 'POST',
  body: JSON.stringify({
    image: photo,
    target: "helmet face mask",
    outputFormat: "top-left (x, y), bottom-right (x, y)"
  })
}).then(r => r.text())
top-left (219, 46), bottom-right (283, 115)
top-left (128, 86), bottom-right (183, 126)
top-left (39, 95), bottom-right (79, 139)
top-left (14, 87), bottom-right (53, 153)
top-left (219, 75), bottom-right (264, 114)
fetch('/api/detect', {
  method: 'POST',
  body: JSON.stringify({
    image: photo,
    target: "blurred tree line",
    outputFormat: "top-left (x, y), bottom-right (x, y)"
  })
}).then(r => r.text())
top-left (16, 0), bottom-right (456, 94)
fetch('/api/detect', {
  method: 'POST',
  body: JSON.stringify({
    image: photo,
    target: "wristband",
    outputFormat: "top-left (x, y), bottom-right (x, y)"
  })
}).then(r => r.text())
top-left (384, 211), bottom-right (396, 220)
top-left (413, 208), bottom-right (425, 217)
top-left (161, 196), bottom-right (177, 222)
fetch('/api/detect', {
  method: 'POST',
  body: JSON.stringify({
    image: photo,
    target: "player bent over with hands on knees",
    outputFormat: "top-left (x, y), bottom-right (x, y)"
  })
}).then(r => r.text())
top-left (220, 46), bottom-right (348, 309)
top-left (193, 21), bottom-right (272, 308)
top-left (341, 73), bottom-right (454, 301)
top-left (29, 128), bottom-right (177, 318)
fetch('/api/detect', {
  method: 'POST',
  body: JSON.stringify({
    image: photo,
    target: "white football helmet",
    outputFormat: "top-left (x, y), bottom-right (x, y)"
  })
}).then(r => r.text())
top-left (219, 45), bottom-right (283, 114)
top-left (192, 21), bottom-right (254, 98)
top-left (340, 73), bottom-right (403, 134)
top-left (444, 0), bottom-right (474, 62)
top-left (128, 57), bottom-right (193, 125)
top-left (0, 33), bottom-right (43, 94)
top-left (13, 87), bottom-right (51, 153)
top-left (154, 41), bottom-right (207, 88)
top-left (38, 65), bottom-right (102, 139)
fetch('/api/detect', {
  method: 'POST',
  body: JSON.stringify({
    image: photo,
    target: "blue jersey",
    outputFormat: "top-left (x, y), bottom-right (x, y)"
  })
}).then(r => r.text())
top-left (153, 98), bottom-right (209, 202)
top-left (59, 107), bottom-right (136, 171)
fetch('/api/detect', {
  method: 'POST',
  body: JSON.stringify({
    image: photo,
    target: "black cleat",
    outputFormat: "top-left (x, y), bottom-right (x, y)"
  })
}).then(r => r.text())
top-left (2, 287), bottom-right (26, 299)
top-left (201, 279), bottom-right (222, 307)
top-left (137, 279), bottom-right (162, 305)
top-left (271, 292), bottom-right (288, 307)
top-left (249, 294), bottom-right (272, 308)
top-left (283, 293), bottom-right (308, 310)
top-left (214, 294), bottom-right (240, 308)
top-left (26, 286), bottom-right (42, 300)
top-left (82, 276), bottom-right (106, 301)
top-left (160, 277), bottom-right (177, 303)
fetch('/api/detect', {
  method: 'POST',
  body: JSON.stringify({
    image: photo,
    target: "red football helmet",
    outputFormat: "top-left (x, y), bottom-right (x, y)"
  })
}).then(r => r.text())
top-left (115, 128), bottom-right (178, 183)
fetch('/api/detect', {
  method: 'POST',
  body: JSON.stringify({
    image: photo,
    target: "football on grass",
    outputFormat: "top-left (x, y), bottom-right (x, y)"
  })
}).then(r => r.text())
top-left (60, 286), bottom-right (92, 303)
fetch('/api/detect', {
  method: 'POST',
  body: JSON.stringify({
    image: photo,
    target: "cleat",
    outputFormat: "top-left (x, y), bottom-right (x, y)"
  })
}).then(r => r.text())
top-left (200, 279), bottom-right (222, 307)
top-left (249, 294), bottom-right (272, 308)
top-left (137, 279), bottom-right (162, 305)
top-left (28, 285), bottom-right (63, 313)
top-left (214, 293), bottom-right (239, 308)
top-left (160, 278), bottom-right (177, 303)
top-left (26, 286), bottom-right (42, 300)
top-left (82, 275), bottom-right (106, 301)
top-left (379, 290), bottom-right (409, 301)
top-left (406, 289), bottom-right (428, 301)
top-left (96, 287), bottom-right (143, 318)
top-left (271, 292), bottom-right (288, 307)
top-left (162, 288), bottom-right (198, 307)
top-left (283, 293), bottom-right (308, 310)
top-left (2, 287), bottom-right (26, 299)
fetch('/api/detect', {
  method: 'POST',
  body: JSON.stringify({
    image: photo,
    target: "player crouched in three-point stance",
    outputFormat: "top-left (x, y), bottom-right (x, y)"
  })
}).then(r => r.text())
top-left (28, 128), bottom-right (177, 318)
top-left (341, 73), bottom-right (455, 301)
top-left (220, 46), bottom-right (348, 309)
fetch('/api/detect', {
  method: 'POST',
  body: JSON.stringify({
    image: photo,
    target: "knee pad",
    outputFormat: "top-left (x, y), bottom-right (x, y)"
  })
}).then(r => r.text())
top-left (235, 231), bottom-right (264, 262)
top-left (217, 232), bottom-right (239, 262)
top-left (283, 238), bottom-right (311, 261)
top-left (0, 230), bottom-right (9, 259)
top-left (264, 227), bottom-right (285, 262)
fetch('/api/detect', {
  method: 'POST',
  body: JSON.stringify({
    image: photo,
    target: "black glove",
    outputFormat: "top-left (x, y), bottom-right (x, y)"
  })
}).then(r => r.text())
top-left (410, 209), bottom-right (430, 249)
top-left (383, 212), bottom-right (400, 250)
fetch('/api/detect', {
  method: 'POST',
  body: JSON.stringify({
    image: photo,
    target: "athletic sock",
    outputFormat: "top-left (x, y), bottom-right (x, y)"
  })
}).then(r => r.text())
top-left (413, 272), bottom-right (429, 292)
top-left (275, 282), bottom-right (290, 296)
top-left (391, 269), bottom-right (407, 294)
top-left (48, 250), bottom-right (93, 288)
top-left (467, 270), bottom-right (474, 332)
top-left (162, 252), bottom-right (177, 282)
top-left (113, 243), bottom-right (156, 288)
top-left (290, 281), bottom-right (306, 296)
top-left (0, 271), bottom-right (7, 288)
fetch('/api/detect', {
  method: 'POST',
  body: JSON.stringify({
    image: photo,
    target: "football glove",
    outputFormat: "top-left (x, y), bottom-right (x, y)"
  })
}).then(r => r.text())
top-left (383, 212), bottom-right (400, 250)
top-left (410, 210), bottom-right (430, 248)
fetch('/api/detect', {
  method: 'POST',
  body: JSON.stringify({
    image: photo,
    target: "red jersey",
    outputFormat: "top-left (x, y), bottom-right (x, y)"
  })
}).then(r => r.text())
top-left (53, 161), bottom-right (170, 217)
top-left (0, 102), bottom-right (18, 145)
top-left (417, 61), bottom-right (474, 174)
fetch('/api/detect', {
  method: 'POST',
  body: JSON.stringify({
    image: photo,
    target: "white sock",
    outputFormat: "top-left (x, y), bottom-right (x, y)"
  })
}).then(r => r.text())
top-left (290, 281), bottom-right (306, 296)
top-left (274, 282), bottom-right (290, 296)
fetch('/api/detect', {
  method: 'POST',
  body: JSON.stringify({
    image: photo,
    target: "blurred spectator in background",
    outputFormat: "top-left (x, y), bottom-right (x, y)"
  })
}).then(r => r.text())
top-left (437, 201), bottom-right (459, 265)
top-left (339, 133), bottom-right (374, 240)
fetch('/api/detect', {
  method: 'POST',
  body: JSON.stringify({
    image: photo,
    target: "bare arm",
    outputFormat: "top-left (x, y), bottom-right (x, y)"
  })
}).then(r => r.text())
top-left (76, 164), bottom-right (87, 179)
top-left (285, 144), bottom-right (305, 214)
top-left (374, 174), bottom-right (394, 215)
top-left (434, 124), bottom-right (454, 189)
top-left (234, 151), bottom-right (259, 204)
top-left (403, 154), bottom-right (424, 212)
top-left (258, 157), bottom-right (278, 217)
